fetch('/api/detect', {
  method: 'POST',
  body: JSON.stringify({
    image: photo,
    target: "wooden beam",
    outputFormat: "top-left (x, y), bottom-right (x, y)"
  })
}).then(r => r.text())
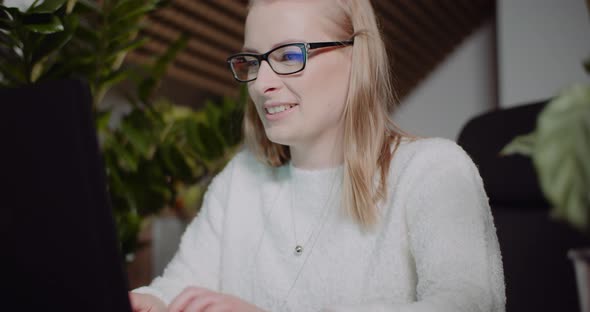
top-left (153, 6), bottom-right (243, 51)
top-left (455, 0), bottom-right (482, 27)
top-left (401, 0), bottom-right (453, 50)
top-left (173, 0), bottom-right (244, 37)
top-left (420, 0), bottom-right (463, 41)
top-left (140, 40), bottom-right (235, 85)
top-left (438, 0), bottom-right (473, 34)
top-left (383, 38), bottom-right (422, 80)
top-left (143, 20), bottom-right (231, 64)
top-left (210, 0), bottom-right (248, 20)
top-left (126, 52), bottom-right (239, 98)
top-left (378, 0), bottom-right (436, 64)
top-left (376, 1), bottom-right (440, 65)
top-left (379, 15), bottom-right (437, 68)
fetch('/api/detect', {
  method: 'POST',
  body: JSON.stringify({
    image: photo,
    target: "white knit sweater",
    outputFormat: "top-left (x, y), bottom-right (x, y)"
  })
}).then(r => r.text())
top-left (134, 137), bottom-right (506, 312)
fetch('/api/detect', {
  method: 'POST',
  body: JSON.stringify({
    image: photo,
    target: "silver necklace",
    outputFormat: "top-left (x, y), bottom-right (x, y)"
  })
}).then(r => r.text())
top-left (281, 168), bottom-right (342, 307)
top-left (289, 165), bottom-right (339, 257)
top-left (251, 165), bottom-right (341, 309)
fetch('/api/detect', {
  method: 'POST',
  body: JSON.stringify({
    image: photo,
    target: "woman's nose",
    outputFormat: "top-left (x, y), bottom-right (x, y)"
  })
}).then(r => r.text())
top-left (252, 61), bottom-right (281, 94)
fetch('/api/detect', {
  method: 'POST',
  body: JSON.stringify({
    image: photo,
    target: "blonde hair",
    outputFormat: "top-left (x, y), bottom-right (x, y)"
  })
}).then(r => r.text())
top-left (243, 0), bottom-right (409, 229)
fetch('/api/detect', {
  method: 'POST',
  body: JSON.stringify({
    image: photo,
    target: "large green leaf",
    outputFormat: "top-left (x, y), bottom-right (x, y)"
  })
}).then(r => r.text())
top-left (222, 95), bottom-right (237, 114)
top-left (196, 123), bottom-right (224, 161)
top-left (138, 76), bottom-right (157, 103)
top-left (109, 0), bottom-right (155, 19)
top-left (159, 144), bottom-right (193, 181)
top-left (500, 132), bottom-right (536, 157)
top-left (2, 7), bottom-right (21, 19)
top-left (0, 30), bottom-right (18, 47)
top-left (110, 136), bottom-right (140, 172)
top-left (40, 53), bottom-right (93, 79)
top-left (65, 0), bottom-right (76, 13)
top-left (205, 99), bottom-right (221, 127)
top-left (73, 23), bottom-right (99, 47)
top-left (101, 67), bottom-right (133, 89)
top-left (151, 34), bottom-right (188, 78)
top-left (95, 111), bottom-right (112, 132)
top-left (28, 0), bottom-right (67, 14)
top-left (23, 14), bottom-right (63, 33)
top-left (219, 109), bottom-right (243, 147)
top-left (109, 0), bottom-right (137, 13)
top-left (30, 14), bottom-right (78, 80)
top-left (0, 58), bottom-right (26, 84)
top-left (105, 23), bottom-right (142, 46)
top-left (154, 0), bottom-right (171, 9)
top-left (73, 0), bottom-right (100, 14)
top-left (104, 150), bottom-right (127, 194)
top-left (0, 46), bottom-right (16, 66)
top-left (115, 209), bottom-right (141, 258)
top-left (113, 36), bottom-right (148, 53)
top-left (124, 160), bottom-right (170, 215)
top-left (137, 35), bottom-right (188, 102)
top-left (176, 183), bottom-right (206, 216)
top-left (108, 3), bottom-right (155, 26)
top-left (120, 118), bottom-right (155, 158)
top-left (30, 55), bottom-right (48, 82)
top-left (185, 119), bottom-right (203, 154)
top-left (0, 9), bottom-right (14, 30)
top-left (102, 37), bottom-right (143, 70)
top-left (34, 14), bottom-right (77, 58)
top-left (533, 84), bottom-right (590, 232)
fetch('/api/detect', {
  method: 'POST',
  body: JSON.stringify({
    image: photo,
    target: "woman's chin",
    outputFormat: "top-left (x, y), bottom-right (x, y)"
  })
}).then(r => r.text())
top-left (264, 129), bottom-right (296, 146)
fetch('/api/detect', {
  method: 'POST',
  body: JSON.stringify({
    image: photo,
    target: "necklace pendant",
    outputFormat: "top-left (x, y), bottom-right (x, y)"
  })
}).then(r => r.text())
top-left (294, 245), bottom-right (303, 256)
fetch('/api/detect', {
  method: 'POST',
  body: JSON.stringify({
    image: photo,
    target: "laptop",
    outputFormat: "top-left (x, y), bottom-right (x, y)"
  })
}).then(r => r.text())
top-left (0, 79), bottom-right (132, 312)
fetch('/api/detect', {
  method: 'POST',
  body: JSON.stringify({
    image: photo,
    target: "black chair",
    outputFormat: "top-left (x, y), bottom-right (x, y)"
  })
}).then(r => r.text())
top-left (457, 100), bottom-right (589, 312)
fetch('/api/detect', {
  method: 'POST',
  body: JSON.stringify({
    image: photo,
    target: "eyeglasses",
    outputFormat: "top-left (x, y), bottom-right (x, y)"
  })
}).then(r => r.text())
top-left (226, 40), bottom-right (354, 83)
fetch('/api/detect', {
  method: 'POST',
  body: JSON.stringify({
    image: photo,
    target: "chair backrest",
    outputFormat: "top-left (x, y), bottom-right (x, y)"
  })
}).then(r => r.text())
top-left (457, 101), bottom-right (548, 208)
top-left (457, 100), bottom-right (590, 312)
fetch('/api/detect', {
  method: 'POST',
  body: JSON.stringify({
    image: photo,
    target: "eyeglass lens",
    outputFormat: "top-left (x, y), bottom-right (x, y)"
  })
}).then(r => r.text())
top-left (230, 44), bottom-right (305, 81)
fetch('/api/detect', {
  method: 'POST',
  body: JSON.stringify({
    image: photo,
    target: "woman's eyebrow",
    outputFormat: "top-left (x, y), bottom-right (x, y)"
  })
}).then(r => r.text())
top-left (241, 38), bottom-right (307, 53)
top-left (241, 47), bottom-right (258, 53)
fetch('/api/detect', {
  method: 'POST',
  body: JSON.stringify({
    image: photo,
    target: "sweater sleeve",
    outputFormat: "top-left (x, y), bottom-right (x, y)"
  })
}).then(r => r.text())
top-left (131, 160), bottom-right (234, 305)
top-left (324, 141), bottom-right (505, 312)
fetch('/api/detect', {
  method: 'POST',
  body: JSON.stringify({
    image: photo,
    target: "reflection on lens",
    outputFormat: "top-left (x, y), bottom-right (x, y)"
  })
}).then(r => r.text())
top-left (270, 45), bottom-right (304, 74)
top-left (231, 55), bottom-right (258, 81)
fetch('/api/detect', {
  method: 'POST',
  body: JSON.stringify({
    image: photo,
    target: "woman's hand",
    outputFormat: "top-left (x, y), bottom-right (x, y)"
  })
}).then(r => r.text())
top-left (128, 292), bottom-right (167, 312)
top-left (168, 286), bottom-right (265, 312)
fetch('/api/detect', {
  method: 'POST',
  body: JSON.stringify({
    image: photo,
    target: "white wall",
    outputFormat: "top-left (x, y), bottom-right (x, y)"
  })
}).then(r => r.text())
top-left (152, 217), bottom-right (186, 277)
top-left (498, 0), bottom-right (590, 107)
top-left (393, 21), bottom-right (496, 141)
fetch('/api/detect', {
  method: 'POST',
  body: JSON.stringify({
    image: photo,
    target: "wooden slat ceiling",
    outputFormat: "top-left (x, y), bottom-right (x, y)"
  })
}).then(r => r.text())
top-left (127, 0), bottom-right (494, 101)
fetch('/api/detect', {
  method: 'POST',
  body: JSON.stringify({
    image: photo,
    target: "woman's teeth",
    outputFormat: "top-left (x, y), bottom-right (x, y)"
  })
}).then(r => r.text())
top-left (266, 104), bottom-right (296, 115)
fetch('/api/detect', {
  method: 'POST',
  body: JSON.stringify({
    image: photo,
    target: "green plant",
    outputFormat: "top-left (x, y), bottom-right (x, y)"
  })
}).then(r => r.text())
top-left (0, 0), bottom-right (76, 84)
top-left (0, 0), bottom-right (246, 257)
top-left (502, 70), bottom-right (590, 234)
top-left (0, 0), bottom-right (168, 107)
top-left (101, 85), bottom-right (246, 257)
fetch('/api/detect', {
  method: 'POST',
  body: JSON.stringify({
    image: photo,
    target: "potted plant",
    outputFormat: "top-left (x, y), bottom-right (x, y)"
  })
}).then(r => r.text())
top-left (0, 0), bottom-right (246, 262)
top-left (502, 62), bottom-right (590, 311)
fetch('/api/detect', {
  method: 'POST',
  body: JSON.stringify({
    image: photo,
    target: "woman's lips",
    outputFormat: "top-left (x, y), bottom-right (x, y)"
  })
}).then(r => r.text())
top-left (264, 103), bottom-right (299, 121)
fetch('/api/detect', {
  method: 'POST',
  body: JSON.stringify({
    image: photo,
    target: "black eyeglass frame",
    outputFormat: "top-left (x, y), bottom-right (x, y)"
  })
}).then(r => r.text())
top-left (226, 40), bottom-right (354, 83)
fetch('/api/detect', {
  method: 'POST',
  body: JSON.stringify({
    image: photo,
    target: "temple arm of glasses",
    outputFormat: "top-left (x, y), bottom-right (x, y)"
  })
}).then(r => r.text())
top-left (308, 40), bottom-right (354, 50)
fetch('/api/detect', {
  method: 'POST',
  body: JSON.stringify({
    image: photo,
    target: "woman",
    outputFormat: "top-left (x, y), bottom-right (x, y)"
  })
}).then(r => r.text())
top-left (130, 0), bottom-right (505, 311)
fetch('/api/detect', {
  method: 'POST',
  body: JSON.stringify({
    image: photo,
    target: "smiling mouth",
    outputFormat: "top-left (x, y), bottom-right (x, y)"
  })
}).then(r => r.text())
top-left (265, 104), bottom-right (298, 115)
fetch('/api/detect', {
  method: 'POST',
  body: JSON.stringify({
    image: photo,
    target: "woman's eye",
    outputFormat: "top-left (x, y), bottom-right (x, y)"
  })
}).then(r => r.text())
top-left (281, 53), bottom-right (303, 62)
